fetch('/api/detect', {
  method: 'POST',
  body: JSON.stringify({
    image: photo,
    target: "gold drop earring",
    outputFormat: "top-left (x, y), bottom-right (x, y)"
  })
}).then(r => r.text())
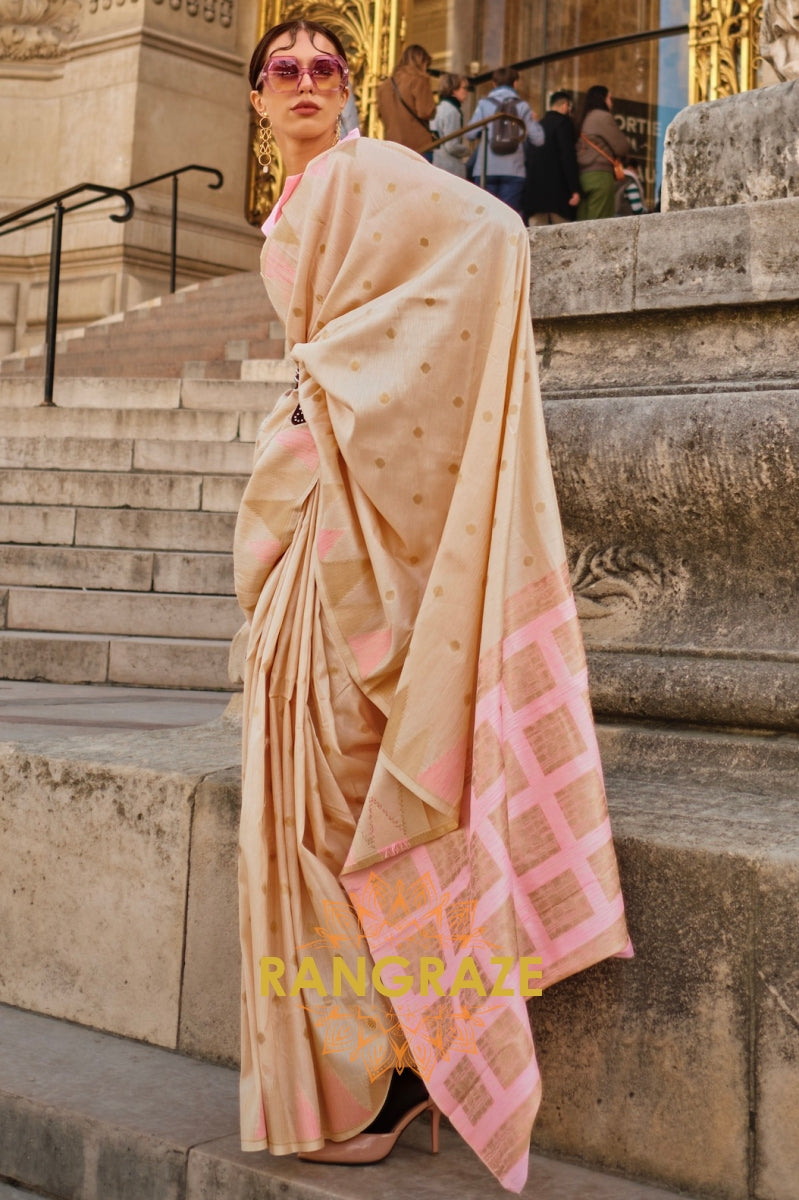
top-left (333, 113), bottom-right (342, 146)
top-left (257, 111), bottom-right (273, 175)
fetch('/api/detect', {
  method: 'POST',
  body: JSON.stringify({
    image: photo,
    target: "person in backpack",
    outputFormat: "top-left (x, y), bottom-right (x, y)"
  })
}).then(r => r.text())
top-left (465, 66), bottom-right (544, 217)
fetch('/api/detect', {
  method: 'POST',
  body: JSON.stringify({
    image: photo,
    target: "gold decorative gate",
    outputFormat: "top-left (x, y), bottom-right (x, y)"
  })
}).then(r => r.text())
top-left (246, 0), bottom-right (404, 224)
top-left (688, 0), bottom-right (763, 103)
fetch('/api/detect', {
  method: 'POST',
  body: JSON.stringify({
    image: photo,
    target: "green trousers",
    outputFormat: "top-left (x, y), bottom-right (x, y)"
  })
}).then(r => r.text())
top-left (577, 170), bottom-right (616, 221)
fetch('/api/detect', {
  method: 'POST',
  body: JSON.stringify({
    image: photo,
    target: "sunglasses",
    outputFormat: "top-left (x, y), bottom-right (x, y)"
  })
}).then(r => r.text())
top-left (260, 55), bottom-right (349, 93)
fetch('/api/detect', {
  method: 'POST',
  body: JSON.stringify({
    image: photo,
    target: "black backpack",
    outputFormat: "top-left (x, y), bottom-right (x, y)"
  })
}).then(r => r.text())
top-left (489, 95), bottom-right (525, 155)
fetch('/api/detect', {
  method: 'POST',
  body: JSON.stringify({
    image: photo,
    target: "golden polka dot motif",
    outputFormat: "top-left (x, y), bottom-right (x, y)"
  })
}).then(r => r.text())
top-left (413, 427), bottom-right (423, 438)
top-left (292, 307), bottom-right (303, 317)
top-left (500, 460), bottom-right (508, 471)
top-left (373, 232), bottom-right (382, 242)
top-left (319, 243), bottom-right (326, 253)
top-left (467, 263), bottom-right (478, 275)
top-left (466, 523), bottom-right (476, 534)
top-left (350, 360), bottom-right (360, 371)
top-left (509, 234), bottom-right (518, 245)
top-left (413, 493), bottom-right (423, 504)
top-left (363, 280), bottom-right (372, 290)
top-left (509, 403), bottom-right (519, 415)
top-left (448, 463), bottom-right (458, 474)
top-left (375, 457), bottom-right (386, 468)
top-left (431, 192), bottom-right (441, 201)
top-left (464, 693), bottom-right (472, 706)
top-left (524, 372), bottom-right (531, 382)
top-left (387, 182), bottom-right (397, 192)
top-left (452, 395), bottom-right (464, 407)
top-left (524, 555), bottom-right (534, 566)
top-left (420, 236), bottom-right (429, 246)
top-left (535, 501), bottom-right (546, 513)
top-left (460, 330), bottom-right (471, 341)
top-left (386, 327), bottom-right (397, 339)
top-left (385, 589), bottom-right (395, 600)
top-left (409, 555), bottom-right (419, 565)
top-left (379, 393), bottom-right (390, 405)
top-left (483, 411), bottom-right (492, 422)
top-left (353, 182), bottom-right (361, 193)
top-left (420, 362), bottom-right (431, 374)
top-left (425, 297), bottom-right (436, 307)
top-left (315, 292), bottom-right (323, 301)
top-left (257, 1032), bottom-right (266, 1044)
top-left (476, 205), bottom-right (485, 214)
top-left (450, 640), bottom-right (460, 651)
top-left (433, 586), bottom-right (444, 597)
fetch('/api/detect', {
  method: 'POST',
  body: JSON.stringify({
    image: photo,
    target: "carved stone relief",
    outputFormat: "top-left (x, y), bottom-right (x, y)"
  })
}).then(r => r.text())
top-left (760, 0), bottom-right (799, 78)
top-left (570, 544), bottom-right (664, 621)
top-left (150, 0), bottom-right (233, 27)
top-left (0, 0), bottom-right (80, 60)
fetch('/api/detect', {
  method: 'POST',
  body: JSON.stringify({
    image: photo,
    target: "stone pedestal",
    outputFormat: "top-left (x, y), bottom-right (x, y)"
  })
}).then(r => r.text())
top-left (0, 0), bottom-right (262, 352)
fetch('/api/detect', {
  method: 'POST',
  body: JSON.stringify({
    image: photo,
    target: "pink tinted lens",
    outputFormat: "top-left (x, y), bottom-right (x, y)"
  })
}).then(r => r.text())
top-left (262, 56), bottom-right (346, 92)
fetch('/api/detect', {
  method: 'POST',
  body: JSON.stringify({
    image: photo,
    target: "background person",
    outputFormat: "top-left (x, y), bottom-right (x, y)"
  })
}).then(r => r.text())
top-left (377, 43), bottom-right (436, 158)
top-left (524, 89), bottom-right (580, 225)
top-left (431, 73), bottom-right (471, 177)
top-left (466, 66), bottom-right (544, 216)
top-left (241, 17), bottom-right (631, 1193)
top-left (576, 84), bottom-right (632, 220)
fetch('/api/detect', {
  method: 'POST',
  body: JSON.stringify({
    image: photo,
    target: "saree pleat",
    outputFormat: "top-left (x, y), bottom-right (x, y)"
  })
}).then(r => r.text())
top-left (235, 136), bottom-right (630, 1190)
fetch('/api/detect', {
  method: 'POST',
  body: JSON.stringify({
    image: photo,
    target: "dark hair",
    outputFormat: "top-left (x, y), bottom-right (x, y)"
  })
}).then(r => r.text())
top-left (549, 90), bottom-right (572, 108)
top-left (399, 44), bottom-right (432, 70)
top-left (249, 19), bottom-right (348, 90)
top-left (492, 66), bottom-right (519, 88)
top-left (577, 85), bottom-right (610, 127)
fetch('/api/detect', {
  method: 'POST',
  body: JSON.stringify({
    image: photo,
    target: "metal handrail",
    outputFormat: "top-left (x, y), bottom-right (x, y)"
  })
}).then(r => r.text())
top-left (0, 165), bottom-right (223, 405)
top-left (0, 183), bottom-right (135, 406)
top-left (422, 113), bottom-right (527, 189)
top-left (125, 165), bottom-right (223, 294)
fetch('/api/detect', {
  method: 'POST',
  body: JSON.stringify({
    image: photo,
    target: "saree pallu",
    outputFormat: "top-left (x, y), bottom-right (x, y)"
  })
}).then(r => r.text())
top-left (234, 136), bottom-right (631, 1192)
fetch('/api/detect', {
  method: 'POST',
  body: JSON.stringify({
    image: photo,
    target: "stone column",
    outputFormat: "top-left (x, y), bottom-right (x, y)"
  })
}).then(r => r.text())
top-left (0, 0), bottom-right (262, 351)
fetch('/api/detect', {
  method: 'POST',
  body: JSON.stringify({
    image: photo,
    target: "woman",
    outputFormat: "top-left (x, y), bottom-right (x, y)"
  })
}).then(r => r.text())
top-left (238, 18), bottom-right (631, 1194)
top-left (576, 84), bottom-right (632, 220)
top-left (431, 73), bottom-right (471, 177)
top-left (376, 43), bottom-right (436, 157)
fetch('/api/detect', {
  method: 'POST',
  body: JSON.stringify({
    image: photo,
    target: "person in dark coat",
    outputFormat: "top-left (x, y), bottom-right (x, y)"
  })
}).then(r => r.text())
top-left (523, 90), bottom-right (580, 226)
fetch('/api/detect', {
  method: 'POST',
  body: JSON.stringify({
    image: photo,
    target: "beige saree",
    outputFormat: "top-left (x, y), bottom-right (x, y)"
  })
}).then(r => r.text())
top-left (235, 136), bottom-right (630, 1192)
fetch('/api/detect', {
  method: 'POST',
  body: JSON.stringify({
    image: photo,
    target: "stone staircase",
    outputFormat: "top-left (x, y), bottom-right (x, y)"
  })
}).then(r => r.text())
top-left (0, 273), bottom-right (292, 690)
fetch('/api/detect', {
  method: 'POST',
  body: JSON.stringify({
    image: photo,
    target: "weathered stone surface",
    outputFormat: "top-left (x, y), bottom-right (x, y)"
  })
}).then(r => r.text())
top-left (134, 438), bottom-right (254, 475)
top-left (662, 80), bottom-right (799, 211)
top-left (0, 435), bottom-right (133, 472)
top-left (75, 507), bottom-right (237, 553)
top-left (153, 551), bottom-right (234, 595)
top-left (543, 388), bottom-right (799, 729)
top-left (531, 772), bottom-right (799, 1200)
top-left (0, 406), bottom-right (242, 442)
top-left (0, 504), bottom-right (75, 546)
top-left (201, 475), bottom-right (249, 514)
top-left (0, 468), bottom-right (201, 511)
top-left (754, 857), bottom-right (799, 1200)
top-left (51, 377), bottom-right (182, 409)
top-left (0, 630), bottom-right (110, 683)
top-left (179, 769), bottom-right (241, 1065)
top-left (0, 750), bottom-right (192, 1044)
top-left (0, 545), bottom-right (154, 591)
top-left (7, 587), bottom-right (241, 639)
top-left (108, 637), bottom-right (235, 690)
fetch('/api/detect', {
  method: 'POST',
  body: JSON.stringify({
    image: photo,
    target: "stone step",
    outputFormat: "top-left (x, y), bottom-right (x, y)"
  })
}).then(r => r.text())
top-left (0, 1002), bottom-right (694, 1200)
top-left (0, 631), bottom-right (235, 688)
top-left (0, 406), bottom-right (247, 442)
top-left (5, 586), bottom-right (241, 639)
top-left (0, 376), bottom-right (281, 412)
top-left (0, 505), bottom-right (237, 551)
top-left (0, 469), bottom-right (248, 512)
top-left (0, 435), bottom-right (253, 475)
top-left (0, 545), bottom-right (235, 594)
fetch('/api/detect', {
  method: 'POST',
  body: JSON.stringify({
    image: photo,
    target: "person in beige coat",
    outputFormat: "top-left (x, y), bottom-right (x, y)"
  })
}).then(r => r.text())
top-left (576, 84), bottom-right (632, 220)
top-left (377, 44), bottom-right (436, 158)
